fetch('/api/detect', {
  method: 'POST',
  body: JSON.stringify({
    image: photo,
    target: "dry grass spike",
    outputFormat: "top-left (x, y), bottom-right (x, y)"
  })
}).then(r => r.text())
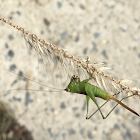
top-left (0, 16), bottom-right (140, 101)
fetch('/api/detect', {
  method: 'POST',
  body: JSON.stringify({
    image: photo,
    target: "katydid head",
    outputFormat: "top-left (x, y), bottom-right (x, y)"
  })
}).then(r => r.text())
top-left (64, 75), bottom-right (80, 93)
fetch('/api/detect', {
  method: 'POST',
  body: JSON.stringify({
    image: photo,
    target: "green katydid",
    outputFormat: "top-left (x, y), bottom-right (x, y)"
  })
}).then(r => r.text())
top-left (4, 69), bottom-right (140, 119)
top-left (65, 75), bottom-right (140, 119)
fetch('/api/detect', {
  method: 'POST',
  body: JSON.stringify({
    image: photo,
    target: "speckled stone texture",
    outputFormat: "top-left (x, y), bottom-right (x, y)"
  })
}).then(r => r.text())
top-left (0, 0), bottom-right (140, 140)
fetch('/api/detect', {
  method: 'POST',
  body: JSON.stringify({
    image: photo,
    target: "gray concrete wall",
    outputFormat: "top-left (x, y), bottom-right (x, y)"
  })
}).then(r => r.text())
top-left (0, 0), bottom-right (140, 140)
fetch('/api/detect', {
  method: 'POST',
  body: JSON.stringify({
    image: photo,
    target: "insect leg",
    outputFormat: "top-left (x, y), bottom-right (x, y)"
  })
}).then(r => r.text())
top-left (85, 84), bottom-right (107, 119)
top-left (86, 92), bottom-right (120, 119)
top-left (86, 95), bottom-right (90, 119)
top-left (85, 91), bottom-right (105, 119)
top-left (86, 100), bottom-right (109, 119)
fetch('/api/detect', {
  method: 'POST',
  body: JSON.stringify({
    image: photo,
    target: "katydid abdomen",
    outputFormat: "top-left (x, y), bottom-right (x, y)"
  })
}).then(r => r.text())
top-left (85, 83), bottom-right (109, 100)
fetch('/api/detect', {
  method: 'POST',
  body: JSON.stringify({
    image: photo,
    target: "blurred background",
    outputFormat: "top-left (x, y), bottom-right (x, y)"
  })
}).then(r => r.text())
top-left (0, 0), bottom-right (140, 140)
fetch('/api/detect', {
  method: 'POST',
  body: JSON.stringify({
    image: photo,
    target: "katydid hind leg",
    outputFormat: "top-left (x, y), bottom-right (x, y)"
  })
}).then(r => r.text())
top-left (87, 94), bottom-right (139, 119)
top-left (86, 93), bottom-right (120, 119)
top-left (85, 86), bottom-right (106, 119)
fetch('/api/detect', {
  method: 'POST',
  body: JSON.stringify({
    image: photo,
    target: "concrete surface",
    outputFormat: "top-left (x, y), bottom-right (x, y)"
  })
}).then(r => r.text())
top-left (0, 0), bottom-right (140, 140)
